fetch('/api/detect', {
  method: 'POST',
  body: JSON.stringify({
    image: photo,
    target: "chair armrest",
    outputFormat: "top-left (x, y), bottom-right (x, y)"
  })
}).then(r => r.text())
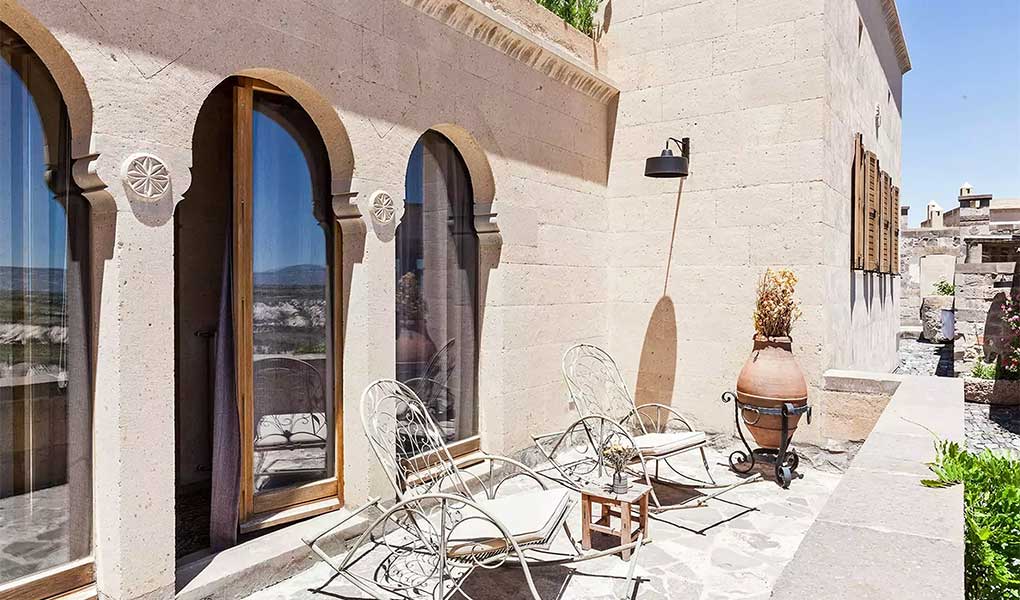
top-left (473, 454), bottom-right (551, 496)
top-left (633, 403), bottom-right (695, 432)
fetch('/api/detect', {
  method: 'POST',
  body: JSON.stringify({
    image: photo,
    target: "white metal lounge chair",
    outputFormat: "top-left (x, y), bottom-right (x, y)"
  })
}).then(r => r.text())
top-left (533, 344), bottom-right (761, 513)
top-left (303, 379), bottom-right (647, 600)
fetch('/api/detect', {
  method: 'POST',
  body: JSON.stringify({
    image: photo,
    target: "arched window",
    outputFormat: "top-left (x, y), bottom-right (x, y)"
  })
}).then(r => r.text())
top-left (1, 22), bottom-right (93, 594)
top-left (176, 77), bottom-right (338, 549)
top-left (397, 131), bottom-right (479, 450)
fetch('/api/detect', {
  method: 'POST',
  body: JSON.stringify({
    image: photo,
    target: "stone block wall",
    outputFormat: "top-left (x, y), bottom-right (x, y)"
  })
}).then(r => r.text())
top-left (899, 227), bottom-right (965, 326)
top-left (954, 262), bottom-right (1019, 374)
top-left (602, 0), bottom-right (905, 444)
top-left (4, 0), bottom-right (909, 597)
top-left (7, 1), bottom-right (613, 597)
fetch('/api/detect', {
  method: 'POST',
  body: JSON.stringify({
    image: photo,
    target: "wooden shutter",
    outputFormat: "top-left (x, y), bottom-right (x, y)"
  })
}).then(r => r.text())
top-left (851, 133), bottom-right (866, 270)
top-left (891, 185), bottom-right (900, 274)
top-left (864, 151), bottom-right (880, 271)
top-left (879, 172), bottom-right (892, 272)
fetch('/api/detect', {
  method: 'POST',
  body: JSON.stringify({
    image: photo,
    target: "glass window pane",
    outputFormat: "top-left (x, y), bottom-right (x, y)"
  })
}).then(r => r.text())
top-left (250, 93), bottom-right (333, 494)
top-left (0, 24), bottom-right (91, 586)
top-left (396, 132), bottom-right (479, 444)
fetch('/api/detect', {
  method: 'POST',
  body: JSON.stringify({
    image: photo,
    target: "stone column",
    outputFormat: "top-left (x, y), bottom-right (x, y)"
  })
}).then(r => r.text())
top-left (87, 147), bottom-right (189, 600)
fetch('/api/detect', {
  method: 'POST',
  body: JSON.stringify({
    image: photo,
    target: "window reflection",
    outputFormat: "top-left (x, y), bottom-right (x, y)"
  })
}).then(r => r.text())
top-left (0, 23), bottom-right (92, 586)
top-left (396, 132), bottom-right (479, 445)
top-left (250, 93), bottom-right (333, 493)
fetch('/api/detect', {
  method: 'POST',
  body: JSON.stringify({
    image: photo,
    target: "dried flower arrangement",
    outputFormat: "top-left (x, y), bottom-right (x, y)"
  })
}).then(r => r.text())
top-left (602, 443), bottom-right (637, 475)
top-left (753, 268), bottom-right (802, 339)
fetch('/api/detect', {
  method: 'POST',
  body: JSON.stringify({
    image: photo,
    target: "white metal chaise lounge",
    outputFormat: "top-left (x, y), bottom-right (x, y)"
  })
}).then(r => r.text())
top-left (533, 344), bottom-right (761, 513)
top-left (302, 378), bottom-right (647, 600)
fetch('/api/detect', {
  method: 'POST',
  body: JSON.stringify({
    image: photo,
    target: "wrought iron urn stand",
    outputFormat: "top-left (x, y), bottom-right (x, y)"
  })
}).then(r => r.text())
top-left (721, 391), bottom-right (812, 488)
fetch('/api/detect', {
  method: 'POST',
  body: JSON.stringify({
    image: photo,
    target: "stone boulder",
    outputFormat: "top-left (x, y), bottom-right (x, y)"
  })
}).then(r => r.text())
top-left (920, 295), bottom-right (954, 342)
top-left (964, 377), bottom-right (1020, 405)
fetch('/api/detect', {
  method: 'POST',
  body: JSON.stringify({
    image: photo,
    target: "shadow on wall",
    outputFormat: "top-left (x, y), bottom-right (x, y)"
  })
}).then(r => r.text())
top-left (850, 271), bottom-right (895, 313)
top-left (634, 296), bottom-right (677, 408)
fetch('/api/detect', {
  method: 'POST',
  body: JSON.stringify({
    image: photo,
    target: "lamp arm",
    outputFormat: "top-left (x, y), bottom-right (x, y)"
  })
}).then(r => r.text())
top-left (665, 137), bottom-right (691, 158)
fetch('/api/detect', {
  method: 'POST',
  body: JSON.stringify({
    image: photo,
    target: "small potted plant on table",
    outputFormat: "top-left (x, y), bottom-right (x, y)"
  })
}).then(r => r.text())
top-left (602, 443), bottom-right (638, 494)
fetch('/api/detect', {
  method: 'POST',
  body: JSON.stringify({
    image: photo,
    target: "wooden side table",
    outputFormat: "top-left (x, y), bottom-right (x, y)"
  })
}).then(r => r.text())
top-left (580, 481), bottom-right (651, 560)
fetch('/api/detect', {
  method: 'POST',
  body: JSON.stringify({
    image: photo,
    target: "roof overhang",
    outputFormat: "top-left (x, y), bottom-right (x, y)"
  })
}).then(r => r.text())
top-left (881, 0), bottom-right (911, 74)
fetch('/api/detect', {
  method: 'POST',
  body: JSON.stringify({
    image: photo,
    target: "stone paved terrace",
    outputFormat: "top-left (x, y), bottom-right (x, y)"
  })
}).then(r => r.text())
top-left (243, 448), bottom-right (842, 600)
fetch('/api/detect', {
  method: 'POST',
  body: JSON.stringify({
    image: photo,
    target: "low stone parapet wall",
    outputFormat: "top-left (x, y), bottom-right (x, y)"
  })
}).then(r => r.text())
top-left (964, 376), bottom-right (1020, 405)
top-left (773, 372), bottom-right (964, 600)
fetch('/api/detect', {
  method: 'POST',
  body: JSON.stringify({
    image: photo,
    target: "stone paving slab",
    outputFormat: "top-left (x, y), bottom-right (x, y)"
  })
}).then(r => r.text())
top-left (243, 448), bottom-right (842, 600)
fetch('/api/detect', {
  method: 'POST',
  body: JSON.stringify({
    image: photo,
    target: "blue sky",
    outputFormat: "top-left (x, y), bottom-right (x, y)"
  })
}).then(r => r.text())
top-left (898, 0), bottom-right (1020, 226)
top-left (252, 107), bottom-right (326, 273)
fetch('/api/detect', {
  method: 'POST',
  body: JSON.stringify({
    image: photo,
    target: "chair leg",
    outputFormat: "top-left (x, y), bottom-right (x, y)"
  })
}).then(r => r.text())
top-left (699, 447), bottom-right (718, 486)
top-left (619, 532), bottom-right (643, 600)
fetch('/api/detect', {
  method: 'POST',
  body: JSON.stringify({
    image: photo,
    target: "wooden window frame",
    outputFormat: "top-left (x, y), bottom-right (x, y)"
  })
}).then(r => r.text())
top-left (0, 23), bottom-right (95, 599)
top-left (232, 77), bottom-right (344, 530)
top-left (0, 559), bottom-right (94, 600)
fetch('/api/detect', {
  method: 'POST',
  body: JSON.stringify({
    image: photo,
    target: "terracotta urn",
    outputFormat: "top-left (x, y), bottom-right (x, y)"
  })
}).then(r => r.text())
top-left (735, 336), bottom-right (808, 449)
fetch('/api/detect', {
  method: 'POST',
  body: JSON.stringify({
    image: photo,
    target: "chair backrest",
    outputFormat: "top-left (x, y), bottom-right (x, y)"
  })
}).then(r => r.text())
top-left (561, 344), bottom-right (635, 422)
top-left (253, 356), bottom-right (326, 418)
top-left (360, 379), bottom-right (471, 501)
top-left (407, 337), bottom-right (456, 421)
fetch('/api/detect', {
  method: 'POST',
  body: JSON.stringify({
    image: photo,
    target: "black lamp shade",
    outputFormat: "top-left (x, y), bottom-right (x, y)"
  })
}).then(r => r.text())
top-left (644, 149), bottom-right (689, 178)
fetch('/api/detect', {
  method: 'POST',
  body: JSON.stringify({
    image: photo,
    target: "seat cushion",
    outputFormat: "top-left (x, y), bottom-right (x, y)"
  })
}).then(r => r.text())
top-left (443, 489), bottom-right (572, 558)
top-left (632, 431), bottom-right (706, 456)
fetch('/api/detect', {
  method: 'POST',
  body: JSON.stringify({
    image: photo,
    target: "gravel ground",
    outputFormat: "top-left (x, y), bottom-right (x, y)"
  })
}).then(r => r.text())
top-left (964, 403), bottom-right (1020, 456)
top-left (897, 337), bottom-right (1019, 456)
top-left (896, 338), bottom-right (954, 377)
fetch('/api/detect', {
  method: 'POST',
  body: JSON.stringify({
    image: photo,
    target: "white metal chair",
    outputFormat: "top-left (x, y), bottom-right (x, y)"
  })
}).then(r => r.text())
top-left (533, 344), bottom-right (761, 512)
top-left (303, 379), bottom-right (647, 600)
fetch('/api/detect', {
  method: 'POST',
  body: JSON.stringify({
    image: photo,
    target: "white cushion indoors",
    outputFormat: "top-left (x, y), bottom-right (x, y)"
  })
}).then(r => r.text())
top-left (254, 412), bottom-right (327, 448)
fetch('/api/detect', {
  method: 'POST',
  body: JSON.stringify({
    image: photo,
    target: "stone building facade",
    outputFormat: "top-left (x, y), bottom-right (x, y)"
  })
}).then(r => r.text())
top-left (0, 1), bottom-right (908, 599)
top-left (900, 184), bottom-right (1020, 373)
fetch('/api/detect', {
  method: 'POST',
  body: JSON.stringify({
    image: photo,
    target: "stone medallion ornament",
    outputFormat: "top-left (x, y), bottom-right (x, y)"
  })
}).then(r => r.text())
top-left (122, 153), bottom-right (171, 202)
top-left (370, 190), bottom-right (396, 224)
top-left (367, 190), bottom-right (404, 242)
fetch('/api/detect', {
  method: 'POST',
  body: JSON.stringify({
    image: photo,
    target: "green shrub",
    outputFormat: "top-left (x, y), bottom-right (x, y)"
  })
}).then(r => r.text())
top-left (972, 360), bottom-right (1000, 380)
top-left (933, 278), bottom-right (956, 296)
top-left (535, 0), bottom-right (600, 36)
top-left (923, 440), bottom-right (1020, 599)
top-left (971, 358), bottom-right (1020, 381)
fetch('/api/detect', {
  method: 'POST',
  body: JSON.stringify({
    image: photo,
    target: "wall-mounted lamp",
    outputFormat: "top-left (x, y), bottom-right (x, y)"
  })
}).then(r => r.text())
top-left (644, 137), bottom-right (690, 178)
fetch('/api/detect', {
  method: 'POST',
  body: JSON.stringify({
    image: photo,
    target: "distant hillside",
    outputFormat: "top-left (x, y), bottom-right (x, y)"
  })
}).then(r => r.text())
top-left (254, 264), bottom-right (327, 287)
top-left (0, 266), bottom-right (66, 294)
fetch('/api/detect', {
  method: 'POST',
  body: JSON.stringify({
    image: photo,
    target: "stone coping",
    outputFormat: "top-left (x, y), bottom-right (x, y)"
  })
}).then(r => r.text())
top-left (775, 375), bottom-right (964, 599)
top-left (955, 261), bottom-right (1017, 274)
top-left (175, 506), bottom-right (371, 600)
top-left (402, 0), bottom-right (618, 103)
